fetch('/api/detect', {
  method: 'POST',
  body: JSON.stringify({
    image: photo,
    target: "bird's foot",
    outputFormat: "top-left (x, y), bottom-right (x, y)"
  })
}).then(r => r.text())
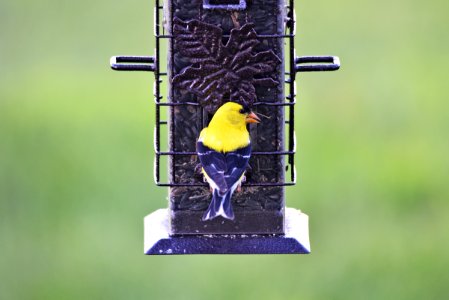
top-left (236, 176), bottom-right (246, 193)
top-left (203, 177), bottom-right (213, 192)
top-left (237, 185), bottom-right (242, 193)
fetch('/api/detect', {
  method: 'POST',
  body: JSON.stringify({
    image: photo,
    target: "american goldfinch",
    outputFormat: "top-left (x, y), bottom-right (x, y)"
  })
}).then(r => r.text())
top-left (197, 102), bottom-right (261, 221)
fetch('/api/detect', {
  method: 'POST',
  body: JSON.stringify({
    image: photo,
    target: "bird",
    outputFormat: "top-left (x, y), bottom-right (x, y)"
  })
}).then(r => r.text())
top-left (197, 102), bottom-right (261, 221)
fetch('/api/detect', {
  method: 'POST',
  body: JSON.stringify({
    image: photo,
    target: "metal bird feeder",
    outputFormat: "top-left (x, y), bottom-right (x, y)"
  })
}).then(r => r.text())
top-left (110, 0), bottom-right (340, 254)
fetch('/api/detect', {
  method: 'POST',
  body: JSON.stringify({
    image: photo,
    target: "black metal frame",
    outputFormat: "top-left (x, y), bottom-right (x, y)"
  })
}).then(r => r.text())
top-left (203, 0), bottom-right (247, 10)
top-left (110, 0), bottom-right (340, 188)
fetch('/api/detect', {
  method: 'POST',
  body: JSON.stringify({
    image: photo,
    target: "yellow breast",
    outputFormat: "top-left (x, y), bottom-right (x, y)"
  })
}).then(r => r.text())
top-left (200, 126), bottom-right (250, 153)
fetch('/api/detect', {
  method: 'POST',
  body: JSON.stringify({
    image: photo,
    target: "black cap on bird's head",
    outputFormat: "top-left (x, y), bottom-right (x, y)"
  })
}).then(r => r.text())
top-left (239, 104), bottom-right (251, 114)
top-left (238, 103), bottom-right (261, 124)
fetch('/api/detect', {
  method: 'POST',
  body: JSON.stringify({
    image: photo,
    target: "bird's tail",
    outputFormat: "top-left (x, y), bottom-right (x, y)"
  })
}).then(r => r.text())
top-left (202, 189), bottom-right (235, 221)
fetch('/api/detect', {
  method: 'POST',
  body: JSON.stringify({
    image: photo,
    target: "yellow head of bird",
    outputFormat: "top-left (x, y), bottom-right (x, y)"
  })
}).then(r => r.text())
top-left (210, 102), bottom-right (261, 129)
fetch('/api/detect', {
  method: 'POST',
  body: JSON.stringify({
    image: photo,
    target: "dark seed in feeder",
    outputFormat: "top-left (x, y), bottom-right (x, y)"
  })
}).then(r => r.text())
top-left (168, 0), bottom-right (286, 234)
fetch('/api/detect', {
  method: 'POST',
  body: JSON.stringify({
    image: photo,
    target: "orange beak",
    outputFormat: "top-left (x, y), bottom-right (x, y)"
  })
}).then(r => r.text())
top-left (246, 111), bottom-right (261, 124)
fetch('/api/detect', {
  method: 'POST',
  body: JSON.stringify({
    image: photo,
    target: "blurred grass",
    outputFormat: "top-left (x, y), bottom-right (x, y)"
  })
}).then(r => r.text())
top-left (1, 0), bottom-right (449, 299)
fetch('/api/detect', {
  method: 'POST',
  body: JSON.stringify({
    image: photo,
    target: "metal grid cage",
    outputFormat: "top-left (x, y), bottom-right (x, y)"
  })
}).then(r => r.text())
top-left (110, 0), bottom-right (340, 188)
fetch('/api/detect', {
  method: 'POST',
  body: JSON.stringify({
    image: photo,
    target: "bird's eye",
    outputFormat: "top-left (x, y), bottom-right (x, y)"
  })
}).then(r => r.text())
top-left (240, 105), bottom-right (250, 114)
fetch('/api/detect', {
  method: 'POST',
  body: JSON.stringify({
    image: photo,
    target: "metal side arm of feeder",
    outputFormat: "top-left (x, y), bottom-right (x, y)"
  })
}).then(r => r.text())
top-left (295, 55), bottom-right (340, 72)
top-left (110, 55), bottom-right (156, 72)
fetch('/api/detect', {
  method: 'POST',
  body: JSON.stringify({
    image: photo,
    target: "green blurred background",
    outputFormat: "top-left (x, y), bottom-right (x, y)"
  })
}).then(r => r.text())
top-left (1, 0), bottom-right (449, 299)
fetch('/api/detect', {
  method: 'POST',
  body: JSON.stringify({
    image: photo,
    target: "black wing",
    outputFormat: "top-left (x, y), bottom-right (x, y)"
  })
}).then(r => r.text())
top-left (224, 144), bottom-right (251, 188)
top-left (197, 141), bottom-right (228, 194)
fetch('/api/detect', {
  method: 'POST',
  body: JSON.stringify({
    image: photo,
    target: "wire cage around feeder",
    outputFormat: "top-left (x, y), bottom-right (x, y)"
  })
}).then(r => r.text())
top-left (110, 0), bottom-right (340, 253)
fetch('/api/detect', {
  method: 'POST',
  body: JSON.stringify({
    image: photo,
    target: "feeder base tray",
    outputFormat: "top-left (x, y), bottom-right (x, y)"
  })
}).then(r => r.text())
top-left (144, 208), bottom-right (310, 255)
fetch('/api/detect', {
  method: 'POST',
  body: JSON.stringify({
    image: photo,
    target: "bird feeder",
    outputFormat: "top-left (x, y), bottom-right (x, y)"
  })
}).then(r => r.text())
top-left (110, 0), bottom-right (340, 254)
